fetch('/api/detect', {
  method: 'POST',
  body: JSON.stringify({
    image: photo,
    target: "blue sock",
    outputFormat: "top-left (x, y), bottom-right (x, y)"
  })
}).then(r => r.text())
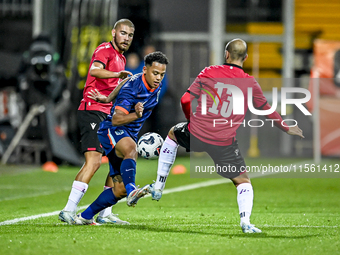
top-left (120, 158), bottom-right (136, 195)
top-left (81, 189), bottom-right (117, 220)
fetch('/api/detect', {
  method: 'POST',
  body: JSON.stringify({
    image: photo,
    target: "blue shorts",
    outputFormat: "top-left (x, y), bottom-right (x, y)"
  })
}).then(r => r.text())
top-left (97, 122), bottom-right (131, 156)
top-left (97, 121), bottom-right (130, 177)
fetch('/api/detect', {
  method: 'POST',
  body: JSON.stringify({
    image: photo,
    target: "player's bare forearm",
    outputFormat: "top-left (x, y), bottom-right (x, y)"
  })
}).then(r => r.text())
top-left (89, 62), bottom-right (132, 79)
top-left (90, 68), bottom-right (118, 79)
top-left (111, 103), bottom-right (143, 126)
top-left (90, 68), bottom-right (132, 79)
top-left (111, 112), bottom-right (139, 126)
top-left (106, 77), bottom-right (131, 102)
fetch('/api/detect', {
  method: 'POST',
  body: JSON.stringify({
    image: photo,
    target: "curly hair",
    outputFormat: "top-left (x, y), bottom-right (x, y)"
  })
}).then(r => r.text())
top-left (144, 51), bottom-right (169, 66)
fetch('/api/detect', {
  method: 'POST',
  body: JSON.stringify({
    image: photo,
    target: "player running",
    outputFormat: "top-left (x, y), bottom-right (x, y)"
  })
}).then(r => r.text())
top-left (148, 39), bottom-right (304, 233)
top-left (74, 51), bottom-right (169, 225)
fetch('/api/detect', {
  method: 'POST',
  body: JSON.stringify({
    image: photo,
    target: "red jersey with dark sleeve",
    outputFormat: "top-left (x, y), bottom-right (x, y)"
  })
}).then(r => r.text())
top-left (78, 41), bottom-right (126, 114)
top-left (186, 63), bottom-right (287, 146)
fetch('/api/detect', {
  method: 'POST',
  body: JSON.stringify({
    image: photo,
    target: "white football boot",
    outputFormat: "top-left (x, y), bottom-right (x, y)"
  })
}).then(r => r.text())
top-left (148, 183), bottom-right (163, 201)
top-left (59, 210), bottom-right (81, 225)
top-left (241, 222), bottom-right (262, 233)
top-left (75, 214), bottom-right (101, 225)
top-left (96, 214), bottom-right (130, 225)
top-left (126, 184), bottom-right (150, 207)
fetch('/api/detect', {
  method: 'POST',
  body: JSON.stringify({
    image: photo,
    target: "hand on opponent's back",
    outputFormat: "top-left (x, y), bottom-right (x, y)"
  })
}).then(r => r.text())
top-left (87, 89), bottom-right (108, 103)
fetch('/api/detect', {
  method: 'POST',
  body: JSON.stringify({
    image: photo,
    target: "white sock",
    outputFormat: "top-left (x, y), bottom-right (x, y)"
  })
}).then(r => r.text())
top-left (63, 181), bottom-right (88, 212)
top-left (154, 136), bottom-right (178, 191)
top-left (236, 183), bottom-right (254, 225)
top-left (98, 186), bottom-right (113, 217)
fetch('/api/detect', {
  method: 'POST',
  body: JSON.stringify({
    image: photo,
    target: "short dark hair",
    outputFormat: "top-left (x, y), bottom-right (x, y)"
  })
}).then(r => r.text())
top-left (225, 39), bottom-right (248, 61)
top-left (113, 19), bottom-right (135, 30)
top-left (144, 51), bottom-right (169, 66)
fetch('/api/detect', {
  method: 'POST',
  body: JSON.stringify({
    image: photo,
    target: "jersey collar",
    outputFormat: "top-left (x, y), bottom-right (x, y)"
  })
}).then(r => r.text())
top-left (223, 63), bottom-right (243, 70)
top-left (142, 74), bottom-right (156, 92)
top-left (110, 41), bottom-right (122, 55)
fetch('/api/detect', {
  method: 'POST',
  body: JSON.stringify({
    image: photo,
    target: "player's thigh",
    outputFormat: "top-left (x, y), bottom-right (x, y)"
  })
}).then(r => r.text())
top-left (77, 110), bottom-right (106, 154)
top-left (97, 125), bottom-right (130, 157)
top-left (207, 141), bottom-right (246, 179)
top-left (115, 136), bottom-right (138, 159)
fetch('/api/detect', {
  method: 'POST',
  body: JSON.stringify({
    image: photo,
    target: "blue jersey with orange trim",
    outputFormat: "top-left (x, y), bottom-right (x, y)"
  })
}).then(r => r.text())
top-left (100, 73), bottom-right (162, 141)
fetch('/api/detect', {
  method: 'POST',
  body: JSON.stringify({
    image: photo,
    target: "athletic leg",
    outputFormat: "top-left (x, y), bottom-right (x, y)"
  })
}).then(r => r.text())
top-left (231, 172), bottom-right (261, 233)
top-left (78, 149), bottom-right (127, 224)
top-left (59, 110), bottom-right (106, 224)
top-left (150, 127), bottom-right (179, 200)
top-left (59, 151), bottom-right (102, 224)
top-left (114, 136), bottom-right (150, 207)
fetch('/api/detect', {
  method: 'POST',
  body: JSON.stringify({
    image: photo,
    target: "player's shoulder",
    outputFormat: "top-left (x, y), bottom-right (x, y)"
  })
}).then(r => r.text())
top-left (126, 73), bottom-right (142, 85)
top-left (198, 65), bottom-right (220, 77)
top-left (123, 73), bottom-right (143, 90)
top-left (95, 42), bottom-right (111, 52)
top-left (198, 64), bottom-right (234, 78)
top-left (243, 72), bottom-right (261, 88)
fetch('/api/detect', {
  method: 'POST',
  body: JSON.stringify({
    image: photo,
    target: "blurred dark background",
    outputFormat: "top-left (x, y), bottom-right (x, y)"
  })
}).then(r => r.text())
top-left (1, 0), bottom-right (338, 164)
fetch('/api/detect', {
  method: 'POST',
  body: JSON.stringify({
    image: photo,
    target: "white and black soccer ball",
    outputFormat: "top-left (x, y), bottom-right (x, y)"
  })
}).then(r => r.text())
top-left (137, 132), bottom-right (164, 160)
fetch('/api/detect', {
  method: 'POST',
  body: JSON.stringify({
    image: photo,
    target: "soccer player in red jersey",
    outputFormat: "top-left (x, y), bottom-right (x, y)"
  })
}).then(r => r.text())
top-left (59, 19), bottom-right (134, 225)
top-left (149, 39), bottom-right (304, 233)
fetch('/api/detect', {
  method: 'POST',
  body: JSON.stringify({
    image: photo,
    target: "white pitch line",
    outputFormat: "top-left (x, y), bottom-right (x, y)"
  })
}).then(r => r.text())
top-left (0, 160), bottom-right (316, 226)
top-left (0, 179), bottom-right (230, 226)
top-left (0, 187), bottom-right (75, 202)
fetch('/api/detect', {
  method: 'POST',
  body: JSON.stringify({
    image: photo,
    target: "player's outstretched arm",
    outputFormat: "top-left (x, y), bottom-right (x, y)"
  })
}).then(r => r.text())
top-left (87, 77), bottom-right (131, 103)
top-left (89, 62), bottom-right (132, 79)
top-left (107, 77), bottom-right (131, 101)
top-left (287, 125), bottom-right (304, 138)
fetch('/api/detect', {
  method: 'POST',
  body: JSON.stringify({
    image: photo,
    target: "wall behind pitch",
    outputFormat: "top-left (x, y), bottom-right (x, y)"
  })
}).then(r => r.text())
top-left (150, 0), bottom-right (209, 32)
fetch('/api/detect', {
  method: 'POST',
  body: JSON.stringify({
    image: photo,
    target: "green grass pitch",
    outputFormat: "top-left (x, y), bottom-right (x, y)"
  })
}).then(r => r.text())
top-left (0, 157), bottom-right (339, 255)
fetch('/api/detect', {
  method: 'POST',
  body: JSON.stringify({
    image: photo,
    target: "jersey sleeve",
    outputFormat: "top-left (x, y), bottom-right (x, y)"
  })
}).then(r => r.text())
top-left (114, 83), bottom-right (136, 114)
top-left (252, 79), bottom-right (268, 109)
top-left (188, 68), bottom-right (211, 98)
top-left (92, 46), bottom-right (110, 68)
top-left (180, 91), bottom-right (192, 120)
top-left (187, 78), bottom-right (201, 99)
top-left (252, 79), bottom-right (289, 132)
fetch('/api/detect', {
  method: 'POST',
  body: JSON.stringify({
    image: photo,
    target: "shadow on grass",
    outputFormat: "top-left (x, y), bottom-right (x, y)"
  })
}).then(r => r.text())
top-left (101, 224), bottom-right (317, 239)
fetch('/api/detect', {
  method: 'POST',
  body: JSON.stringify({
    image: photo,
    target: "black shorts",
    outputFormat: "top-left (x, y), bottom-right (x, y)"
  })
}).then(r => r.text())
top-left (78, 110), bottom-right (108, 154)
top-left (173, 122), bottom-right (246, 179)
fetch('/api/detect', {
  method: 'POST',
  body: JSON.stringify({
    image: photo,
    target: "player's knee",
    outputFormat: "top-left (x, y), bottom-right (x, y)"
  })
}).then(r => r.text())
top-left (232, 175), bottom-right (251, 186)
top-left (92, 160), bottom-right (102, 171)
top-left (85, 155), bottom-right (102, 172)
top-left (168, 127), bottom-right (176, 140)
top-left (124, 144), bottom-right (138, 159)
top-left (116, 142), bottom-right (137, 159)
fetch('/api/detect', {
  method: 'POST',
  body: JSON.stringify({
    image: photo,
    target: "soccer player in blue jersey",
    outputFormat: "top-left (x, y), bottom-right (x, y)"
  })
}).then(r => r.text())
top-left (74, 51), bottom-right (169, 225)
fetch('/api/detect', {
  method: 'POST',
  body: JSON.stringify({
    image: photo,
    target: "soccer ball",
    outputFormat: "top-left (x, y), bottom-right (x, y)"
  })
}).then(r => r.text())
top-left (137, 132), bottom-right (164, 160)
